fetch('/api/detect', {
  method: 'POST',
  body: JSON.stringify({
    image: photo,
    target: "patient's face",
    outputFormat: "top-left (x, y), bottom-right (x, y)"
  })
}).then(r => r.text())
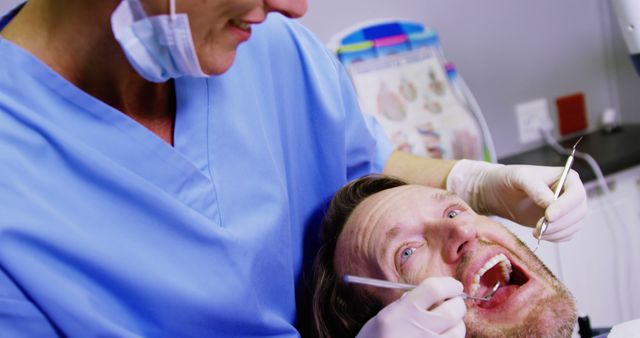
top-left (334, 185), bottom-right (576, 337)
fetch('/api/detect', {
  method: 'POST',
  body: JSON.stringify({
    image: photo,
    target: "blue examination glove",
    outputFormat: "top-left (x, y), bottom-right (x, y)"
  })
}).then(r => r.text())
top-left (355, 277), bottom-right (466, 338)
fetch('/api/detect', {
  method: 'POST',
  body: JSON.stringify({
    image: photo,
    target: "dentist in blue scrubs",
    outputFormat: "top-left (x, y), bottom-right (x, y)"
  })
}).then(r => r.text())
top-left (0, 0), bottom-right (587, 337)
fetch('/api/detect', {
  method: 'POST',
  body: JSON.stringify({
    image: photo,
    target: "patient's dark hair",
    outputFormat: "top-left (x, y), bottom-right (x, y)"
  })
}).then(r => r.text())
top-left (311, 174), bottom-right (408, 338)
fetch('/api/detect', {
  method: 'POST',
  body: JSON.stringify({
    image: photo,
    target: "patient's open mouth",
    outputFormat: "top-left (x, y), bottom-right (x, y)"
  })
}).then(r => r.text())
top-left (469, 253), bottom-right (529, 309)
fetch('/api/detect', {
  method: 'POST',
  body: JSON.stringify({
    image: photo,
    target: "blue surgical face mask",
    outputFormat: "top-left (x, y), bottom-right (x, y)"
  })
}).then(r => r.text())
top-left (111, 0), bottom-right (207, 83)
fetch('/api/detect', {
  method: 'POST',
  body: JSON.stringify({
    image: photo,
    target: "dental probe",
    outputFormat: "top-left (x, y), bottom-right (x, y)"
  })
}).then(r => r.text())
top-left (533, 136), bottom-right (583, 252)
top-left (343, 275), bottom-right (500, 302)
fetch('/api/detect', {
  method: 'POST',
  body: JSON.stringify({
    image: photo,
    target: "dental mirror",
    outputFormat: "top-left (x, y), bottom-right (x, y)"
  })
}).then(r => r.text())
top-left (343, 275), bottom-right (500, 302)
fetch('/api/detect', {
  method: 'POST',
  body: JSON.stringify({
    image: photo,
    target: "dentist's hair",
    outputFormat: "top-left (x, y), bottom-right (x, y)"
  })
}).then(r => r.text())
top-left (311, 174), bottom-right (408, 338)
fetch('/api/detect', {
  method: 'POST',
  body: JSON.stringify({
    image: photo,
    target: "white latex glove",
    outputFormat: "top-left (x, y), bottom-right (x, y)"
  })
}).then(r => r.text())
top-left (446, 159), bottom-right (587, 242)
top-left (355, 277), bottom-right (466, 338)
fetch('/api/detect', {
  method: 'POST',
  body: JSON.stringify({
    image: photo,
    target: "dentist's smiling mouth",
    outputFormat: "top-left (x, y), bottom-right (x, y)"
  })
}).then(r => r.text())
top-left (467, 253), bottom-right (530, 309)
top-left (230, 19), bottom-right (251, 31)
top-left (227, 18), bottom-right (254, 43)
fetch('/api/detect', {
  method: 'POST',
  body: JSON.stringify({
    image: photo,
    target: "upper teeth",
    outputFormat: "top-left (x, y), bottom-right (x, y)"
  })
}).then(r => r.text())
top-left (470, 253), bottom-right (512, 297)
top-left (233, 20), bottom-right (250, 30)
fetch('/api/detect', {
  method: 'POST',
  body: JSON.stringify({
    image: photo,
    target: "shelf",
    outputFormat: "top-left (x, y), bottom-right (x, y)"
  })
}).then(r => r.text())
top-left (499, 124), bottom-right (640, 183)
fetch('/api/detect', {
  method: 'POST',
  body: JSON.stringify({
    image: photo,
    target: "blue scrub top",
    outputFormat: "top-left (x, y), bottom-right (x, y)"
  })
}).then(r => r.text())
top-left (0, 8), bottom-right (391, 338)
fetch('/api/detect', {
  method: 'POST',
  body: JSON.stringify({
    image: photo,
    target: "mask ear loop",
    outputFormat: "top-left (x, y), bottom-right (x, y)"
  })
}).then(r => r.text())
top-left (169, 0), bottom-right (177, 22)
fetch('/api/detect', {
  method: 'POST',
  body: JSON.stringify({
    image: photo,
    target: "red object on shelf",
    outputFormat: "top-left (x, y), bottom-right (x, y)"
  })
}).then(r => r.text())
top-left (556, 92), bottom-right (588, 136)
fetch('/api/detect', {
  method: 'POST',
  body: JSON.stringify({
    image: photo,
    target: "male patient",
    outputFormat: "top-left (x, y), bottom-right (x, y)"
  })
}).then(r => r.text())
top-left (312, 175), bottom-right (576, 337)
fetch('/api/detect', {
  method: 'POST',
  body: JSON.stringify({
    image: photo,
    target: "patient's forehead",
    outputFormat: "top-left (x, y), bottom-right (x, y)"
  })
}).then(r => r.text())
top-left (350, 185), bottom-right (466, 222)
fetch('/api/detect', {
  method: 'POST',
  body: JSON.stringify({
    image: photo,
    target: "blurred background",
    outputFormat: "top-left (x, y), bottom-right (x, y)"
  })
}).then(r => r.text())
top-left (300, 0), bottom-right (639, 157)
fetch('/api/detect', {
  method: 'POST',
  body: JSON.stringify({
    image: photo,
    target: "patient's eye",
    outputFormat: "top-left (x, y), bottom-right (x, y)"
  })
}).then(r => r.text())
top-left (445, 204), bottom-right (466, 219)
top-left (400, 247), bottom-right (416, 263)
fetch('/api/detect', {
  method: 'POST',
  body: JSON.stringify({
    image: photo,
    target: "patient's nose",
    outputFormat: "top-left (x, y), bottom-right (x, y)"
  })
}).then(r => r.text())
top-left (264, 0), bottom-right (308, 18)
top-left (441, 219), bottom-right (477, 264)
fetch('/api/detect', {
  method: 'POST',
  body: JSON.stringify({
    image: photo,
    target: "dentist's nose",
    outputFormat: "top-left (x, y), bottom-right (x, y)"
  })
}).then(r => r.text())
top-left (264, 0), bottom-right (308, 18)
top-left (441, 219), bottom-right (477, 264)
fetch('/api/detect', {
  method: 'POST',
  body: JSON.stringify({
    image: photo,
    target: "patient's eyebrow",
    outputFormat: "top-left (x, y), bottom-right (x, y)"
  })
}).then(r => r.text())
top-left (381, 226), bottom-right (401, 258)
top-left (432, 190), bottom-right (458, 202)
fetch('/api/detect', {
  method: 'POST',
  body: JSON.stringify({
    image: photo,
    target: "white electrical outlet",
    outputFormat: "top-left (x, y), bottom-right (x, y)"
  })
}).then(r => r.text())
top-left (515, 98), bottom-right (553, 144)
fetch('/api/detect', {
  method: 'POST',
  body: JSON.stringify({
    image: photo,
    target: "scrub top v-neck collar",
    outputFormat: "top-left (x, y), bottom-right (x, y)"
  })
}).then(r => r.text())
top-left (0, 36), bottom-right (220, 222)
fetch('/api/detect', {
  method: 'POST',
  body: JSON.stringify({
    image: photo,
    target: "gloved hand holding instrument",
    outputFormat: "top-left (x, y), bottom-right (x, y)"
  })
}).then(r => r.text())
top-left (354, 277), bottom-right (467, 338)
top-left (532, 137), bottom-right (582, 251)
top-left (446, 140), bottom-right (587, 244)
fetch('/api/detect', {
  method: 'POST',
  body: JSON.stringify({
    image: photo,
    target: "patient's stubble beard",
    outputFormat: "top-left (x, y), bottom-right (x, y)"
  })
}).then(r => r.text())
top-left (462, 238), bottom-right (576, 338)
